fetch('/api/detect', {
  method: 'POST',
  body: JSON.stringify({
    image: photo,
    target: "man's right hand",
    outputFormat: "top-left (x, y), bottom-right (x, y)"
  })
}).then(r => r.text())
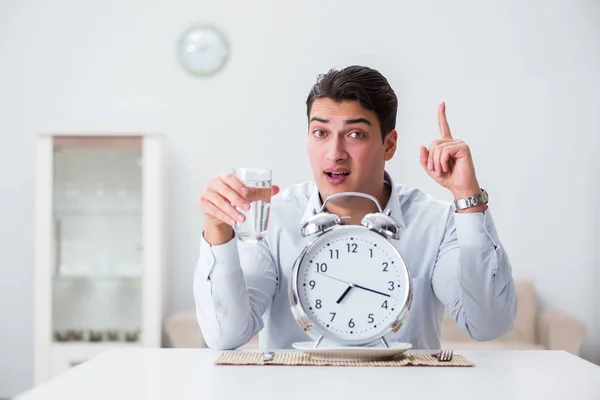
top-left (198, 173), bottom-right (280, 245)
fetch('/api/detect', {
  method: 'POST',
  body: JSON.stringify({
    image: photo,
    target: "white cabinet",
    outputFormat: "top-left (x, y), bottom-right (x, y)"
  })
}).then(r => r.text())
top-left (34, 134), bottom-right (166, 384)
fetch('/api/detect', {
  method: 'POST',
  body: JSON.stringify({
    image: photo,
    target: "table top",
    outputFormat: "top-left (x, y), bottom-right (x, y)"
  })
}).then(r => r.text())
top-left (15, 349), bottom-right (600, 400)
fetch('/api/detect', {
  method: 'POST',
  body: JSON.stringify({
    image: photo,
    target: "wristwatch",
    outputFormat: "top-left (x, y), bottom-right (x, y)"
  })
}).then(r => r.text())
top-left (454, 188), bottom-right (489, 210)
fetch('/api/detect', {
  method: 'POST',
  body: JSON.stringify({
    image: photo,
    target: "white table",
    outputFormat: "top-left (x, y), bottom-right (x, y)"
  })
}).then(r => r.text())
top-left (15, 349), bottom-right (600, 399)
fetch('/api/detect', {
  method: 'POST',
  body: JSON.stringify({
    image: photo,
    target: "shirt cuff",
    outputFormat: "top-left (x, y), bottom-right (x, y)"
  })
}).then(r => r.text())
top-left (453, 209), bottom-right (500, 249)
top-left (198, 231), bottom-right (241, 281)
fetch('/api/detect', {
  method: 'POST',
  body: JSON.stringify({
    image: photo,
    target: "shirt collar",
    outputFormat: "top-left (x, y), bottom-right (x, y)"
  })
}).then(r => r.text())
top-left (301, 170), bottom-right (406, 230)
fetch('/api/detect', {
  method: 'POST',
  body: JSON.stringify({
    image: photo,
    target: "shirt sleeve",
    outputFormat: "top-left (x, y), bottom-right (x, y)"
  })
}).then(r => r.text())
top-left (193, 232), bottom-right (278, 349)
top-left (431, 208), bottom-right (518, 341)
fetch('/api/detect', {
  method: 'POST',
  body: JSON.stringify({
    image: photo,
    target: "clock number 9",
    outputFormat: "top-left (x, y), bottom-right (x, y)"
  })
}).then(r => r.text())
top-left (309, 280), bottom-right (316, 289)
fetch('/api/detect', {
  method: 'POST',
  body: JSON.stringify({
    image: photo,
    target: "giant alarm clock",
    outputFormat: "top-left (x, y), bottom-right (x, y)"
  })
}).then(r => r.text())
top-left (289, 192), bottom-right (413, 349)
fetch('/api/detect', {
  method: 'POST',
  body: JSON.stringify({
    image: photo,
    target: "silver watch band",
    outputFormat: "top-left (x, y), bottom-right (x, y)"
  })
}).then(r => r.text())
top-left (454, 188), bottom-right (488, 210)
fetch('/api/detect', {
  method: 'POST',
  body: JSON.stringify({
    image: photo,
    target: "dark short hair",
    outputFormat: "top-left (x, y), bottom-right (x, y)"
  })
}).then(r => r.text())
top-left (306, 65), bottom-right (398, 141)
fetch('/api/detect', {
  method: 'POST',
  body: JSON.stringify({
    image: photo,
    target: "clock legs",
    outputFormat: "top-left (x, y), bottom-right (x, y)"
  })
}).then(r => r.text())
top-left (380, 337), bottom-right (390, 348)
top-left (313, 335), bottom-right (324, 348)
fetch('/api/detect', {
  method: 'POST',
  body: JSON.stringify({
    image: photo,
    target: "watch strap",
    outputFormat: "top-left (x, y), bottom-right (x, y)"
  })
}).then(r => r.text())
top-left (454, 188), bottom-right (488, 210)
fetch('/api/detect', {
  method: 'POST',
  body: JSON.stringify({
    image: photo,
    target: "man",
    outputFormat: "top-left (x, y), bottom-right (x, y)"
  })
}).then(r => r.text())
top-left (194, 65), bottom-right (517, 350)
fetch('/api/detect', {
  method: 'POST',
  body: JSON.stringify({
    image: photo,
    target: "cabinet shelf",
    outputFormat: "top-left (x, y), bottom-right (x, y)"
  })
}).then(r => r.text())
top-left (53, 273), bottom-right (143, 281)
top-left (53, 210), bottom-right (142, 217)
top-left (51, 342), bottom-right (143, 369)
top-left (52, 342), bottom-right (142, 351)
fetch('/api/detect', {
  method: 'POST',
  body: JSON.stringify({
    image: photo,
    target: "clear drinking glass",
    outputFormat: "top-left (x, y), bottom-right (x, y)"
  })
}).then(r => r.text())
top-left (233, 168), bottom-right (272, 243)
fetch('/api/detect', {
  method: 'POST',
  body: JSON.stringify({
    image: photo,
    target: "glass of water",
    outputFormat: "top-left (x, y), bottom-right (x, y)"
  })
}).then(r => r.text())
top-left (233, 168), bottom-right (272, 243)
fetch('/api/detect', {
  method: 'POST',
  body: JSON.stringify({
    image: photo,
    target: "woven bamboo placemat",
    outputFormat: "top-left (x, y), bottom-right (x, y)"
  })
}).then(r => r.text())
top-left (215, 351), bottom-right (473, 367)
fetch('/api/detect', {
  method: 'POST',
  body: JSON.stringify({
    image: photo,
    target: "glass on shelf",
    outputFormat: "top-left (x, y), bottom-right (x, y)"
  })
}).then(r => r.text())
top-left (52, 328), bottom-right (142, 343)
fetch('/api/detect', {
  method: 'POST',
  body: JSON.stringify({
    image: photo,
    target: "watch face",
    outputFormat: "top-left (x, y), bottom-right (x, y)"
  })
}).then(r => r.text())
top-left (293, 225), bottom-right (411, 345)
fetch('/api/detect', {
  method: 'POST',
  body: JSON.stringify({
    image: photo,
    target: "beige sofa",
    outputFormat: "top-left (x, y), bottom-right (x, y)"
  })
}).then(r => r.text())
top-left (166, 280), bottom-right (587, 356)
top-left (440, 281), bottom-right (587, 356)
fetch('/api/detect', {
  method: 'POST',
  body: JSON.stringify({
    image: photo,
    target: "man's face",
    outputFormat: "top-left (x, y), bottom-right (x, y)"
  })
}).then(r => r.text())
top-left (307, 98), bottom-right (397, 204)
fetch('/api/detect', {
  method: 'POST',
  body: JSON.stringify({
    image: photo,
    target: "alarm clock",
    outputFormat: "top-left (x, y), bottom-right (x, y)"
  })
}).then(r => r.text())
top-left (289, 192), bottom-right (413, 350)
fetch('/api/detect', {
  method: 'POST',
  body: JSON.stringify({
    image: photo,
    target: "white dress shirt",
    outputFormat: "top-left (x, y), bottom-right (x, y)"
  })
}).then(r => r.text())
top-left (194, 171), bottom-right (517, 350)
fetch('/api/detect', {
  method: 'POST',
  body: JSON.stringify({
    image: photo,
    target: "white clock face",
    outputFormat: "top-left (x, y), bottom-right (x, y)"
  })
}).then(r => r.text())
top-left (177, 25), bottom-right (229, 76)
top-left (296, 226), bottom-right (410, 344)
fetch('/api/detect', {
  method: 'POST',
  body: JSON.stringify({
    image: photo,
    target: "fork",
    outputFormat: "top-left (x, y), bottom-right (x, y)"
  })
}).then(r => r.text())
top-left (437, 349), bottom-right (453, 362)
top-left (262, 351), bottom-right (275, 362)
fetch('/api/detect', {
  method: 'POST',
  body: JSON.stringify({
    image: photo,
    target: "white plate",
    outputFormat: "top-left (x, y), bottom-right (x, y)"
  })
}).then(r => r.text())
top-left (292, 341), bottom-right (412, 361)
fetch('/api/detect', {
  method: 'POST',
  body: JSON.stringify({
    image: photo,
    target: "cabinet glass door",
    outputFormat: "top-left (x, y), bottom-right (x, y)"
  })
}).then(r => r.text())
top-left (51, 136), bottom-right (143, 343)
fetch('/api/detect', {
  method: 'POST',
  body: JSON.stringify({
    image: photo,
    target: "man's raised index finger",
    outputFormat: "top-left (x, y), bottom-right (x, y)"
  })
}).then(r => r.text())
top-left (438, 102), bottom-right (453, 139)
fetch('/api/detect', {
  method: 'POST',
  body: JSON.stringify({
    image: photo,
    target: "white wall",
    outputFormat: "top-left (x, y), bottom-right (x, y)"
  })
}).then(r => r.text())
top-left (1, 0), bottom-right (599, 396)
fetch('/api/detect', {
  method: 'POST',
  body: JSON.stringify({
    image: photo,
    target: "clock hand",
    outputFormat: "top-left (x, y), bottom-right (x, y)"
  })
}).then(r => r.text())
top-left (318, 272), bottom-right (391, 298)
top-left (336, 285), bottom-right (354, 304)
top-left (317, 272), bottom-right (353, 286)
top-left (353, 284), bottom-right (391, 298)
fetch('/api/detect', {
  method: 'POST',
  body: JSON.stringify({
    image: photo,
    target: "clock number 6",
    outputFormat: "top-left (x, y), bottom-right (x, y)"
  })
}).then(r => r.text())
top-left (348, 319), bottom-right (355, 328)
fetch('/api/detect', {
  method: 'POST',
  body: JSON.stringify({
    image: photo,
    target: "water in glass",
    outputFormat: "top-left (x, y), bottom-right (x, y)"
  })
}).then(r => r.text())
top-left (233, 168), bottom-right (272, 243)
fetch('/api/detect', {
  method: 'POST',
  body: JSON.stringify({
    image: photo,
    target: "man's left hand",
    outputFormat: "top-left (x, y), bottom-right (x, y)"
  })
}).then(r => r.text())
top-left (419, 102), bottom-right (483, 201)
